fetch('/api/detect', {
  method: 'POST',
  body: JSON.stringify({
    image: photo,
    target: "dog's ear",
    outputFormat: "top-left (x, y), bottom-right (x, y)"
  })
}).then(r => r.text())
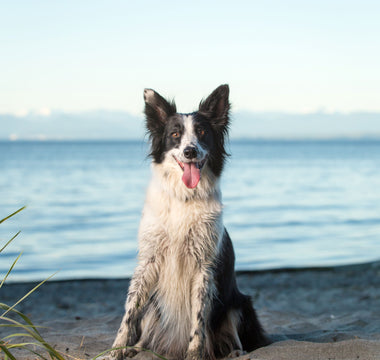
top-left (144, 89), bottom-right (176, 133)
top-left (198, 84), bottom-right (230, 131)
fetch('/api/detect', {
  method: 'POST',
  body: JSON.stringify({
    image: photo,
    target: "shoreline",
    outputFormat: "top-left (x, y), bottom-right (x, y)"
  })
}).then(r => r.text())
top-left (1, 261), bottom-right (380, 359)
top-left (6, 259), bottom-right (379, 285)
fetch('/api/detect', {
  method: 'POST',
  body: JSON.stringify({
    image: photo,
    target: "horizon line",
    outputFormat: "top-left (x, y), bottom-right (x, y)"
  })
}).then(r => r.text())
top-left (2, 108), bottom-right (380, 118)
top-left (2, 135), bottom-right (380, 142)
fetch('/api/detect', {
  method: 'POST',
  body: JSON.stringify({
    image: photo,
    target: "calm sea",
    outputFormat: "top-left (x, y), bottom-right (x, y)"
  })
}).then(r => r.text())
top-left (1, 140), bottom-right (380, 282)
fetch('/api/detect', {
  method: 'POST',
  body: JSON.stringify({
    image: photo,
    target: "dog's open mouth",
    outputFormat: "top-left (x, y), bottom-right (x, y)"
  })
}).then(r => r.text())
top-left (173, 156), bottom-right (207, 189)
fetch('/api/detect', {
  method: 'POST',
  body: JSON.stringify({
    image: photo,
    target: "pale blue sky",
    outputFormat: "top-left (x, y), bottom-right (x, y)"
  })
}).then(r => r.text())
top-left (1, 0), bottom-right (379, 116)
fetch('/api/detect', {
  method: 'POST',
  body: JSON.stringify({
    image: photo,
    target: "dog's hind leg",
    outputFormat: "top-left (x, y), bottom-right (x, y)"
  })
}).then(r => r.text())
top-left (112, 256), bottom-right (159, 359)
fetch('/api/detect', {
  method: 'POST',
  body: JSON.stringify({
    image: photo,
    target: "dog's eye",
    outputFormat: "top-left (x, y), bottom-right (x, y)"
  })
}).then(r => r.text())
top-left (197, 128), bottom-right (206, 136)
top-left (171, 132), bottom-right (180, 139)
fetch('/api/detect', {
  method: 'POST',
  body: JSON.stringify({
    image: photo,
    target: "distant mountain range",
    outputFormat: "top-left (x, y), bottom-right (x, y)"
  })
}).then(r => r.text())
top-left (1, 110), bottom-right (379, 140)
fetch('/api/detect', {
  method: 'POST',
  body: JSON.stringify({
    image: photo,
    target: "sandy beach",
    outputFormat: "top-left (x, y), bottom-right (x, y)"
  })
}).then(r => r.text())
top-left (1, 261), bottom-right (380, 360)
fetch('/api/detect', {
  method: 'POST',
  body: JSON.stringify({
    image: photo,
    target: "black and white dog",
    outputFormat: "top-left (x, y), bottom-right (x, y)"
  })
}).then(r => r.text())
top-left (112, 85), bottom-right (269, 360)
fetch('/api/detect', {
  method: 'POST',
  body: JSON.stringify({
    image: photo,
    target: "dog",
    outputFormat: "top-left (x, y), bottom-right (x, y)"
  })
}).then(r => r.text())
top-left (112, 85), bottom-right (269, 360)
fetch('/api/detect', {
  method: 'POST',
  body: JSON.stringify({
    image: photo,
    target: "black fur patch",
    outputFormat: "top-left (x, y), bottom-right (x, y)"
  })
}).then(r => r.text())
top-left (209, 229), bottom-right (271, 355)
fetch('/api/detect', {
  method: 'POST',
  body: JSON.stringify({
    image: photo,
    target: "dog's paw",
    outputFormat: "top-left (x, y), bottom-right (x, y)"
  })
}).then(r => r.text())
top-left (110, 347), bottom-right (140, 359)
top-left (110, 348), bottom-right (124, 360)
top-left (124, 347), bottom-right (140, 358)
top-left (184, 349), bottom-right (200, 360)
top-left (185, 349), bottom-right (211, 360)
top-left (133, 352), bottom-right (160, 360)
top-left (227, 349), bottom-right (247, 358)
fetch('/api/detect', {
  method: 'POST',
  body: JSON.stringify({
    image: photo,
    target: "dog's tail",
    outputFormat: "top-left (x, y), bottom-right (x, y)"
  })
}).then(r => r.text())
top-left (238, 294), bottom-right (272, 351)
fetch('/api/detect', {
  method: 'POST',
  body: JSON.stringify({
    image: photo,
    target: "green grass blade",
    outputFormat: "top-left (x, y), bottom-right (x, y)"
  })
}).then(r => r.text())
top-left (0, 231), bottom-right (21, 254)
top-left (1, 272), bottom-right (57, 317)
top-left (0, 344), bottom-right (18, 360)
top-left (4, 342), bottom-right (50, 360)
top-left (0, 303), bottom-right (45, 335)
top-left (0, 252), bottom-right (23, 289)
top-left (0, 315), bottom-right (65, 360)
top-left (0, 206), bottom-right (26, 225)
top-left (0, 313), bottom-right (45, 344)
top-left (93, 346), bottom-right (168, 360)
top-left (0, 324), bottom-right (40, 329)
top-left (2, 332), bottom-right (40, 341)
top-left (0, 315), bottom-right (42, 337)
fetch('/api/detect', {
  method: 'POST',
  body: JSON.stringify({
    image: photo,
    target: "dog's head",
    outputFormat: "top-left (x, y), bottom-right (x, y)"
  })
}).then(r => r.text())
top-left (144, 85), bottom-right (230, 190)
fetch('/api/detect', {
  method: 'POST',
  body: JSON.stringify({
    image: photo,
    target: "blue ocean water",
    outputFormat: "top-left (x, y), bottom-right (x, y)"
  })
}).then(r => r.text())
top-left (1, 140), bottom-right (380, 282)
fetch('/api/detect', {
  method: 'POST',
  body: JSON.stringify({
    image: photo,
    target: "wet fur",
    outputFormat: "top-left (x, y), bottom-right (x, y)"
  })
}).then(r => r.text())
top-left (112, 85), bottom-right (269, 360)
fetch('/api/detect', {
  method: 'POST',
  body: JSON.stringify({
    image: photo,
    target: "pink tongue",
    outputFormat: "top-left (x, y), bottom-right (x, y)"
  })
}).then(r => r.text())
top-left (182, 162), bottom-right (201, 189)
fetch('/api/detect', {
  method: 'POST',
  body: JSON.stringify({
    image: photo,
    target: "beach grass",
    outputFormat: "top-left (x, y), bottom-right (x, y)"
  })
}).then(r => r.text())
top-left (0, 206), bottom-right (67, 359)
top-left (0, 207), bottom-right (168, 360)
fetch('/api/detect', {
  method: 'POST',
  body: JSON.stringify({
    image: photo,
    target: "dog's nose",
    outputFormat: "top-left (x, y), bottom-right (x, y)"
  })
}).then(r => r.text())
top-left (183, 146), bottom-right (198, 160)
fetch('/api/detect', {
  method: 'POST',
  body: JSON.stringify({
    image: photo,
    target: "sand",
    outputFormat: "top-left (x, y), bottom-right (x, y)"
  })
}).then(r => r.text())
top-left (1, 261), bottom-right (380, 360)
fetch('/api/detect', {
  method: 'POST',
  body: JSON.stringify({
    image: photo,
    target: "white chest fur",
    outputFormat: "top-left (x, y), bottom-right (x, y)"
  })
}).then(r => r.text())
top-left (138, 163), bottom-right (224, 259)
top-left (135, 164), bottom-right (224, 354)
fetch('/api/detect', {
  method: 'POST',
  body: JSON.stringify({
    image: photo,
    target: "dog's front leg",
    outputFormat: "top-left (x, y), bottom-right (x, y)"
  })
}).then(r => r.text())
top-left (112, 256), bottom-right (158, 359)
top-left (186, 267), bottom-right (215, 360)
